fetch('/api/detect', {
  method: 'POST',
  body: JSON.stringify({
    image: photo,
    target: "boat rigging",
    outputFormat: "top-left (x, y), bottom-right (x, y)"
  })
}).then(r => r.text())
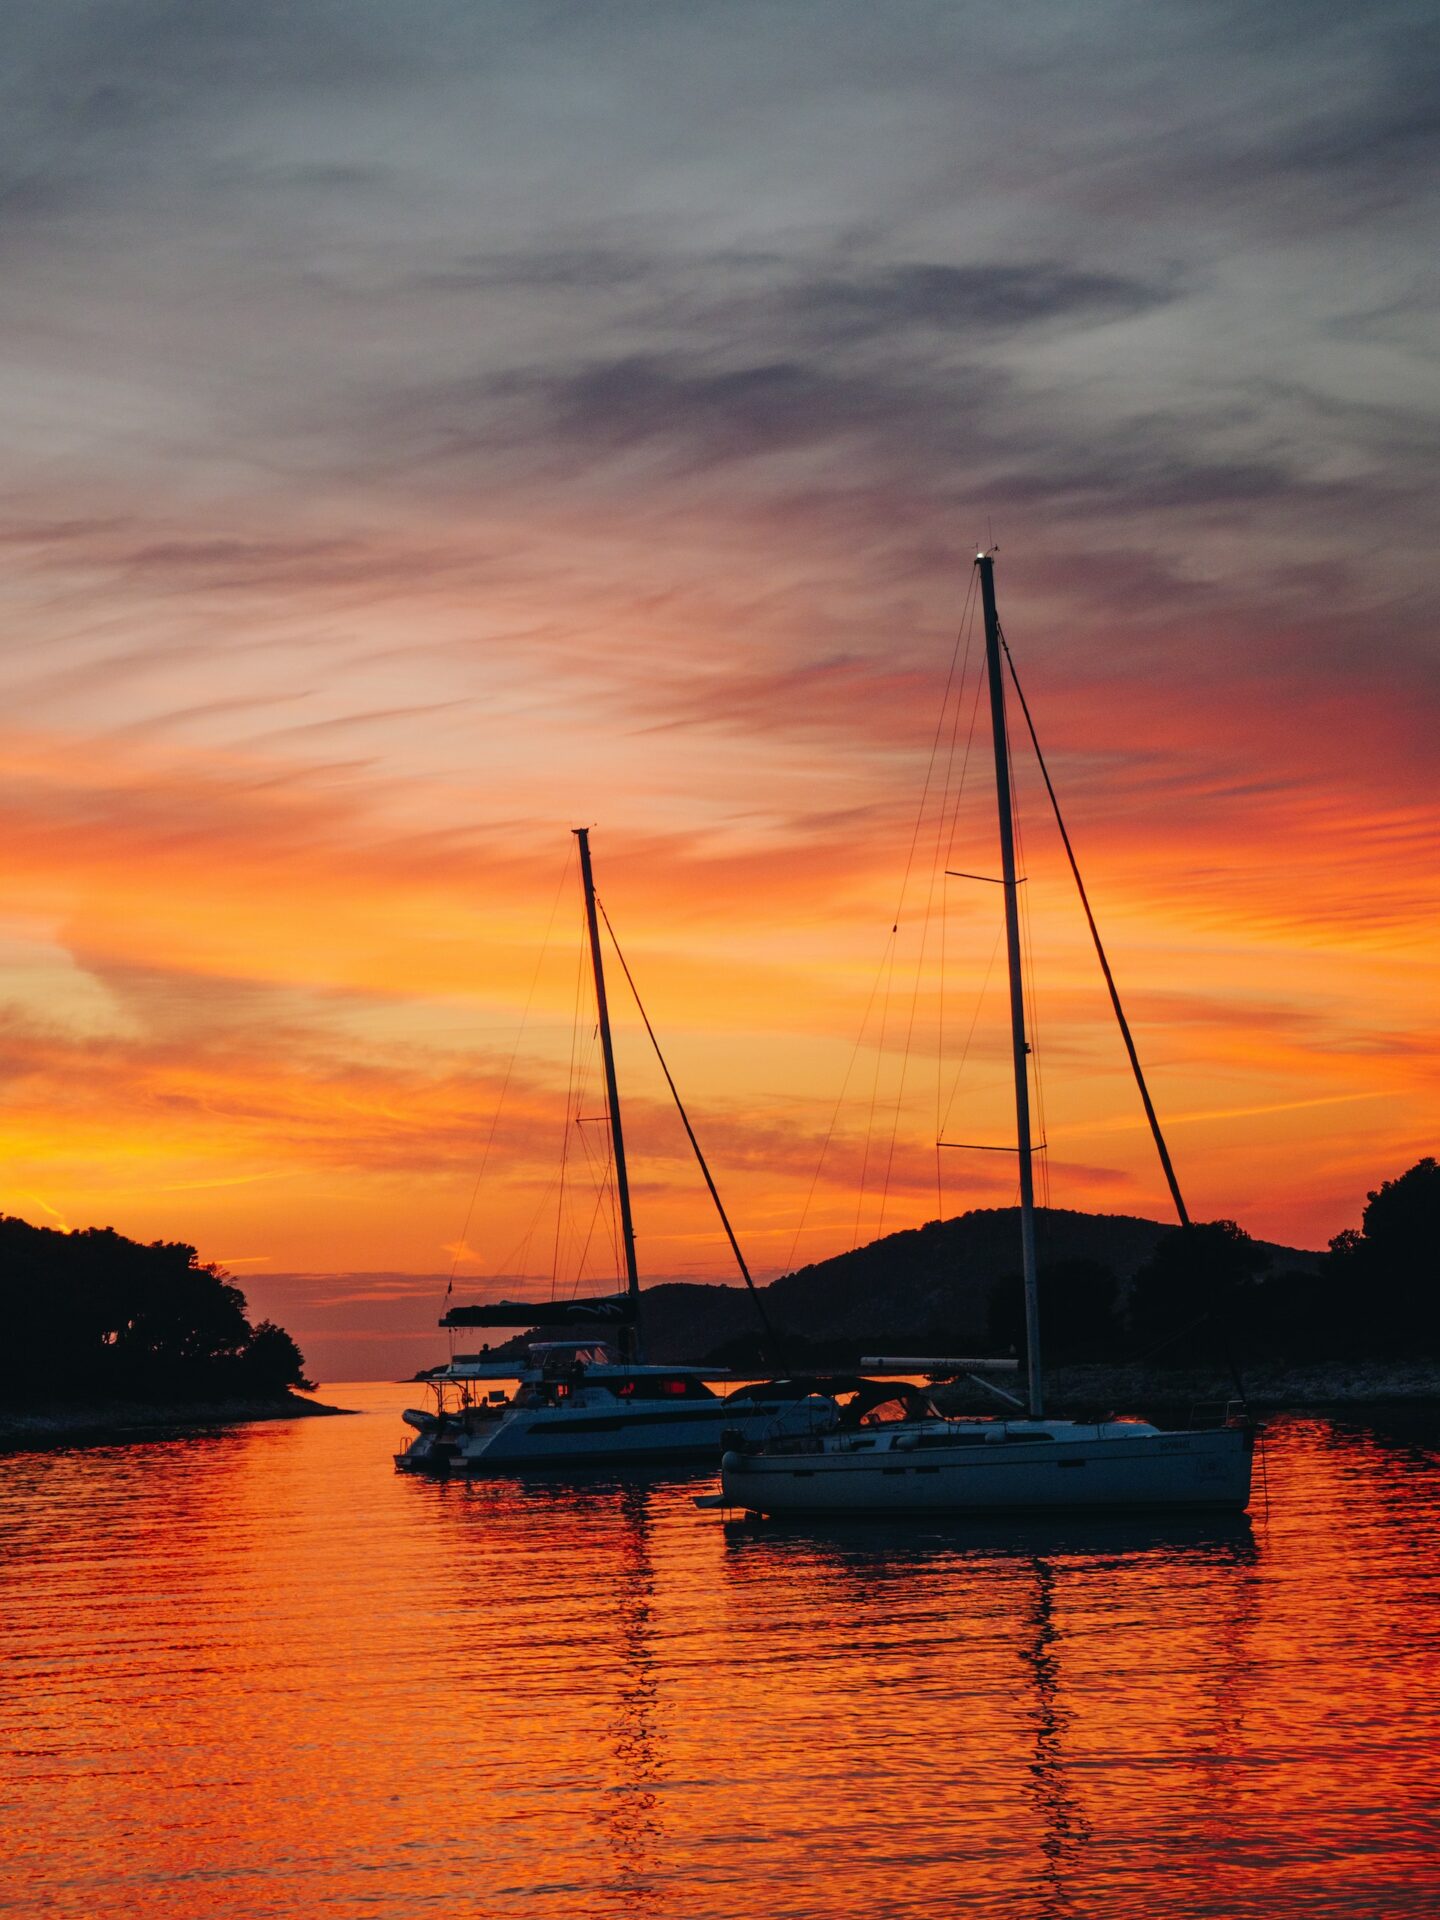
top-left (716, 552), bottom-right (1255, 1517)
top-left (396, 829), bottom-right (801, 1474)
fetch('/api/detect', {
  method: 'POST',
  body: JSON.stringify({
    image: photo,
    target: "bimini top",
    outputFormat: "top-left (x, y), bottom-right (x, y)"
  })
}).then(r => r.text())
top-left (726, 1377), bottom-right (941, 1422)
top-left (433, 1339), bottom-right (616, 1380)
top-left (435, 1340), bottom-right (732, 1384)
top-left (441, 1292), bottom-right (635, 1329)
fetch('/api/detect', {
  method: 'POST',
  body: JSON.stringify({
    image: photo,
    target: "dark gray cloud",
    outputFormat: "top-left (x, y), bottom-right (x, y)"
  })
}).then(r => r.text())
top-left (993, 444), bottom-right (1301, 513)
top-left (0, 0), bottom-right (1434, 716)
top-left (778, 262), bottom-right (1176, 345)
top-left (27, 0), bottom-right (413, 106)
top-left (401, 249), bottom-right (1173, 346)
top-left (408, 247), bottom-right (666, 297)
top-left (1194, 21), bottom-right (1440, 210)
top-left (496, 353), bottom-right (940, 466)
top-left (381, 340), bottom-right (1339, 540)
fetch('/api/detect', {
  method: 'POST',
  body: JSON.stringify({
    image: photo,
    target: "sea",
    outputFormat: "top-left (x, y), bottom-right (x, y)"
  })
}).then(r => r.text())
top-left (3, 1382), bottom-right (1439, 1918)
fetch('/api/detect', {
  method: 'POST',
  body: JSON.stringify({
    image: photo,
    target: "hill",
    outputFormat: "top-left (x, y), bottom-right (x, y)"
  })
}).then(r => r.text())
top-left (471, 1207), bottom-right (1320, 1365)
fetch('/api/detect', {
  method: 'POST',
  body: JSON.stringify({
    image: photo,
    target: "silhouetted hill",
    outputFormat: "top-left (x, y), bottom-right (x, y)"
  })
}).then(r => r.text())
top-left (509, 1207), bottom-right (1321, 1364)
top-left (765, 1208), bottom-right (1170, 1345)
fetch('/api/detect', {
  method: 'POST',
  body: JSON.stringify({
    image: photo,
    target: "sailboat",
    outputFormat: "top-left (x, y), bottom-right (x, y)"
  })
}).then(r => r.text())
top-left (717, 553), bottom-right (1255, 1516)
top-left (395, 828), bottom-right (816, 1474)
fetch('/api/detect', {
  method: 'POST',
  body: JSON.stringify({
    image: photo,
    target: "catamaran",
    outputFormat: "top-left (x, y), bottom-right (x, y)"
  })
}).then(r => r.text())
top-left (717, 554), bottom-right (1255, 1517)
top-left (395, 827), bottom-right (806, 1474)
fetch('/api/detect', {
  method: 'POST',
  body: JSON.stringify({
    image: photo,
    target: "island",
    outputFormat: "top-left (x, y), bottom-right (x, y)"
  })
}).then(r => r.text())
top-left (0, 1215), bottom-right (345, 1445)
top-left (454, 1156), bottom-right (1439, 1416)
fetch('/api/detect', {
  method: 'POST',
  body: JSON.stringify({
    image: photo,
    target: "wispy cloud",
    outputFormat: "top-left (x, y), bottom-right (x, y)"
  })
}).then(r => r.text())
top-left (0, 0), bottom-right (1432, 1334)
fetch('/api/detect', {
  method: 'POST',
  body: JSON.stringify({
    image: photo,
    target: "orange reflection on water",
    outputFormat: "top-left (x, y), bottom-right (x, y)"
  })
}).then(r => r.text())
top-left (3, 1394), bottom-right (1439, 1918)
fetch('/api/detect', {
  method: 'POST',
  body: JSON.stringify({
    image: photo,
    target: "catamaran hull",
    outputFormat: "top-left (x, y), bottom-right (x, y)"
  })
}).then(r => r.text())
top-left (719, 1425), bottom-right (1253, 1516)
top-left (396, 1399), bottom-right (790, 1474)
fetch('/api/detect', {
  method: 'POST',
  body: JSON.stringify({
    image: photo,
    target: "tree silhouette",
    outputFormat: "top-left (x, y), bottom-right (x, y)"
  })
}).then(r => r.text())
top-left (987, 1258), bottom-right (1119, 1362)
top-left (1126, 1219), bottom-right (1270, 1361)
top-left (1328, 1157), bottom-right (1440, 1350)
top-left (0, 1215), bottom-right (314, 1402)
top-left (239, 1321), bottom-right (315, 1395)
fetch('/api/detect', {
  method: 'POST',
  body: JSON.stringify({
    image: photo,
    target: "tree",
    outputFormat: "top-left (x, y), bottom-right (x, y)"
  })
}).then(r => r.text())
top-left (1328, 1157), bottom-right (1440, 1351)
top-left (1126, 1220), bottom-right (1270, 1361)
top-left (987, 1259), bottom-right (1119, 1362)
top-left (239, 1321), bottom-right (315, 1395)
top-left (0, 1215), bottom-right (313, 1402)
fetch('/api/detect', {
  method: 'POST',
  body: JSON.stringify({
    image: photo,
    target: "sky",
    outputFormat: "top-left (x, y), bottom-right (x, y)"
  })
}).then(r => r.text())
top-left (2, 1), bottom-right (1436, 1378)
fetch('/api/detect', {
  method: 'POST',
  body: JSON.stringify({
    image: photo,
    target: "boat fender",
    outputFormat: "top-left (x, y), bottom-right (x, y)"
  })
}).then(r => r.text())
top-left (720, 1450), bottom-right (747, 1475)
top-left (895, 1431), bottom-right (919, 1451)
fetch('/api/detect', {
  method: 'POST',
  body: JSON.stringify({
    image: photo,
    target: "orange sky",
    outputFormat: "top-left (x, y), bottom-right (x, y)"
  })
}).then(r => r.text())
top-left (2, 5), bottom-right (1435, 1376)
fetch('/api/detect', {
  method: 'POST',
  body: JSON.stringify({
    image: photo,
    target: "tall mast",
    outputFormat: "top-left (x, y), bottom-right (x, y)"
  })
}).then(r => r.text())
top-left (976, 553), bottom-right (1043, 1418)
top-left (573, 828), bottom-right (643, 1362)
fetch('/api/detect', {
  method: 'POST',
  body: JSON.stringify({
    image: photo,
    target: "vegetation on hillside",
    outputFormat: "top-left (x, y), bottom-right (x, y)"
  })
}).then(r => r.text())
top-left (0, 1217), bottom-right (314, 1405)
top-left (989, 1157), bottom-right (1439, 1373)
top-left (987, 1258), bottom-right (1122, 1360)
top-left (1325, 1157), bottom-right (1440, 1348)
top-left (698, 1156), bottom-right (1436, 1373)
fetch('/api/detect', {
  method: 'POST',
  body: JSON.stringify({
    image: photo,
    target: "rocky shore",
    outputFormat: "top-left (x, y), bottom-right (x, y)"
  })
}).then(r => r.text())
top-left (932, 1358), bottom-right (1440, 1419)
top-left (0, 1390), bottom-right (353, 1448)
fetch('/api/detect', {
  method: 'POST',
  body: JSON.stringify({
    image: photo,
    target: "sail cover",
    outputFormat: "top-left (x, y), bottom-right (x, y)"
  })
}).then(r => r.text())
top-left (441, 1292), bottom-right (636, 1329)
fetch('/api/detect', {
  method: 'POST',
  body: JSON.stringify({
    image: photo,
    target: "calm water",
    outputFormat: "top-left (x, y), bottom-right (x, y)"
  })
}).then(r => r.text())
top-left (3, 1387), bottom-right (1439, 1918)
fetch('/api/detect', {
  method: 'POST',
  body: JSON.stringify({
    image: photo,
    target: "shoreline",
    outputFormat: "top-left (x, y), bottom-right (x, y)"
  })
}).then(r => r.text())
top-left (934, 1359), bottom-right (1440, 1418)
top-left (0, 1390), bottom-right (355, 1449)
top-left (5, 1363), bottom-right (1437, 1452)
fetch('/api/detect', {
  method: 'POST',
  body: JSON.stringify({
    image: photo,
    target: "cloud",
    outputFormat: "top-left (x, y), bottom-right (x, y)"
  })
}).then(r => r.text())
top-left (1147, 31), bottom-right (1440, 225)
top-left (777, 261), bottom-right (1177, 344)
top-left (0, 0), bottom-right (1433, 1283)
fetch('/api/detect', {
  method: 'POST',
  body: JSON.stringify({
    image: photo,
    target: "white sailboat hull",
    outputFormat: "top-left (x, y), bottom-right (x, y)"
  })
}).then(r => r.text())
top-left (720, 1422), bottom-right (1253, 1516)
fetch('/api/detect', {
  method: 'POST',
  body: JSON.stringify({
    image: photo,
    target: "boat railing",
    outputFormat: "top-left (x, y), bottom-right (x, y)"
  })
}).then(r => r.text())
top-left (723, 1423), bottom-right (830, 1458)
top-left (1183, 1399), bottom-right (1252, 1430)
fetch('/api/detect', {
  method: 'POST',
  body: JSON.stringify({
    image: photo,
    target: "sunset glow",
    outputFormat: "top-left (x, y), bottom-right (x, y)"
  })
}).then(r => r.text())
top-left (2, 5), bottom-right (1435, 1378)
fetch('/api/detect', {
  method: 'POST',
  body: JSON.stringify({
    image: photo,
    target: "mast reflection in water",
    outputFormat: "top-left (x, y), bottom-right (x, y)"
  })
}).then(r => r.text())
top-left (2, 1387), bottom-right (1438, 1919)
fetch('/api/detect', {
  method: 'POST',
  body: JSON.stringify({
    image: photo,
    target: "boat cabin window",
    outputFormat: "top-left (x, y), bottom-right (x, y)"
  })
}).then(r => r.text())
top-left (859, 1397), bottom-right (913, 1426)
top-left (615, 1375), bottom-right (715, 1401)
top-left (834, 1384), bottom-right (940, 1428)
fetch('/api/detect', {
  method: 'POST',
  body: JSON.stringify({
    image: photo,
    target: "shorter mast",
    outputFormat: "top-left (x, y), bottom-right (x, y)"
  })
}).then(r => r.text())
top-left (976, 553), bottom-right (1043, 1418)
top-left (573, 828), bottom-right (643, 1363)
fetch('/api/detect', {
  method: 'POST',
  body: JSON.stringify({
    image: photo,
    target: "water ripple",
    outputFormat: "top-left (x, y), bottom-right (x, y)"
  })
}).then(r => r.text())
top-left (3, 1391), bottom-right (1439, 1917)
